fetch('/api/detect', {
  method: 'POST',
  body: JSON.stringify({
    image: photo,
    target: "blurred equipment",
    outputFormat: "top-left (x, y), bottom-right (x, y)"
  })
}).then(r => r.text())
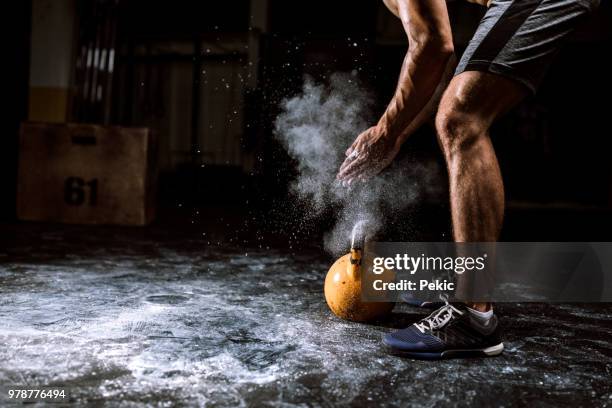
top-left (324, 222), bottom-right (394, 322)
top-left (17, 122), bottom-right (156, 226)
top-left (72, 0), bottom-right (119, 124)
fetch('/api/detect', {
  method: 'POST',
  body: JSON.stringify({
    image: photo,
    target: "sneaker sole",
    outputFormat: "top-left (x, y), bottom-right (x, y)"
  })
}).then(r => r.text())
top-left (385, 342), bottom-right (504, 360)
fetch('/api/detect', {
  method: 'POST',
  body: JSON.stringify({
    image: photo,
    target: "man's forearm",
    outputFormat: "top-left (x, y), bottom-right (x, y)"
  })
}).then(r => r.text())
top-left (394, 53), bottom-right (457, 145)
top-left (378, 42), bottom-right (455, 144)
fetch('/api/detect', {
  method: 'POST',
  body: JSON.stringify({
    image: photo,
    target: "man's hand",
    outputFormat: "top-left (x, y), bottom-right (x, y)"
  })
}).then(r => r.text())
top-left (336, 126), bottom-right (400, 184)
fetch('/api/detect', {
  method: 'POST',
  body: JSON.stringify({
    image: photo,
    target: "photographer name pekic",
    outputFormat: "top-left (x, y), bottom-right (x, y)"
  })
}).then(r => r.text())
top-left (372, 279), bottom-right (455, 291)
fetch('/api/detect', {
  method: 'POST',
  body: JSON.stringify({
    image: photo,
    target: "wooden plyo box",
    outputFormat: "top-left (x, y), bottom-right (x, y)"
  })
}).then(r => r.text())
top-left (17, 122), bottom-right (156, 226)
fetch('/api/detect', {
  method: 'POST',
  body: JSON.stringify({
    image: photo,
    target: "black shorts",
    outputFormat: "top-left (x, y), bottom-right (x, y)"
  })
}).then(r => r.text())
top-left (455, 0), bottom-right (600, 94)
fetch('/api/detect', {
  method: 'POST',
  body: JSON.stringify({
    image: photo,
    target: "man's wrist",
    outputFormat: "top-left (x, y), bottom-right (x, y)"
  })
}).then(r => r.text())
top-left (376, 118), bottom-right (405, 146)
top-left (376, 118), bottom-right (400, 142)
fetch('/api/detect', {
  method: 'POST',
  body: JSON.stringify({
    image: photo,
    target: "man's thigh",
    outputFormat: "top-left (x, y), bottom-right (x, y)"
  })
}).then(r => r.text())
top-left (439, 70), bottom-right (527, 126)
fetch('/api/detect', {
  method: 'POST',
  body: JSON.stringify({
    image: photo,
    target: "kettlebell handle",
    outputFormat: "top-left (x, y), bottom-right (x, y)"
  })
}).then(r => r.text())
top-left (350, 220), bottom-right (368, 251)
top-left (348, 220), bottom-right (368, 278)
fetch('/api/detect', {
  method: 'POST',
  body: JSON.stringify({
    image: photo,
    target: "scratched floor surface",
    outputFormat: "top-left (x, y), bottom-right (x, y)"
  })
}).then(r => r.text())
top-left (1, 224), bottom-right (611, 407)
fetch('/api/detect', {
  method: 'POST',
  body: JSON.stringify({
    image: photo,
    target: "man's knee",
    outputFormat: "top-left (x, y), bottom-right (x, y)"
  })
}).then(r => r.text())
top-left (435, 99), bottom-right (487, 158)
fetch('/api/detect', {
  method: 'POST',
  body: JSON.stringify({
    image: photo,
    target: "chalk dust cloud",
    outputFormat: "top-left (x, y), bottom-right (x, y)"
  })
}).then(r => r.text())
top-left (275, 73), bottom-right (441, 255)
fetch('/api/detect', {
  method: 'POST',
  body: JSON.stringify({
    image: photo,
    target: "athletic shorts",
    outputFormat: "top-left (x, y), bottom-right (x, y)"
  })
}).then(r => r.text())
top-left (455, 0), bottom-right (601, 94)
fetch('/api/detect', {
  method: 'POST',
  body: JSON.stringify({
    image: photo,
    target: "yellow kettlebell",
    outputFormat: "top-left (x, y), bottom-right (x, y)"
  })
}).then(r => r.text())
top-left (324, 222), bottom-right (394, 322)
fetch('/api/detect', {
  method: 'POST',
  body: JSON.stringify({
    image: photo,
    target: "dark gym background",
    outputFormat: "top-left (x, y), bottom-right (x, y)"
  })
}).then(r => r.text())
top-left (4, 0), bottom-right (612, 245)
top-left (2, 2), bottom-right (612, 406)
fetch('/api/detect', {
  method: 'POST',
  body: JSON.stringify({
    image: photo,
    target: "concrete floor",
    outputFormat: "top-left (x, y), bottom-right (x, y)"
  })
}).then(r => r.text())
top-left (1, 224), bottom-right (611, 407)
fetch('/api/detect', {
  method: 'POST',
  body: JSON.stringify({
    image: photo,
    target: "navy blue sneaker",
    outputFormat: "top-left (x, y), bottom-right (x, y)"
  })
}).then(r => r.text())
top-left (383, 303), bottom-right (503, 359)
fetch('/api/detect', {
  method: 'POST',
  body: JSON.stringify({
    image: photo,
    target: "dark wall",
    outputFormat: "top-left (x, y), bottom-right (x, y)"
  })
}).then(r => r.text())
top-left (119, 0), bottom-right (250, 38)
top-left (3, 1), bottom-right (31, 221)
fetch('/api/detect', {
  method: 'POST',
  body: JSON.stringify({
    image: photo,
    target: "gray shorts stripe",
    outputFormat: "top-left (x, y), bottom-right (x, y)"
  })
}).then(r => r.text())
top-left (455, 0), bottom-right (600, 93)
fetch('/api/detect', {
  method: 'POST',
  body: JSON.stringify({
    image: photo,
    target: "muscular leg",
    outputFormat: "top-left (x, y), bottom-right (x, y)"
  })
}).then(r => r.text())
top-left (435, 71), bottom-right (527, 309)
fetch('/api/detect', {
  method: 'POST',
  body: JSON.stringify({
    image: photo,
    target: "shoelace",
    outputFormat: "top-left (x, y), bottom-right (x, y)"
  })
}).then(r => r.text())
top-left (414, 302), bottom-right (464, 333)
